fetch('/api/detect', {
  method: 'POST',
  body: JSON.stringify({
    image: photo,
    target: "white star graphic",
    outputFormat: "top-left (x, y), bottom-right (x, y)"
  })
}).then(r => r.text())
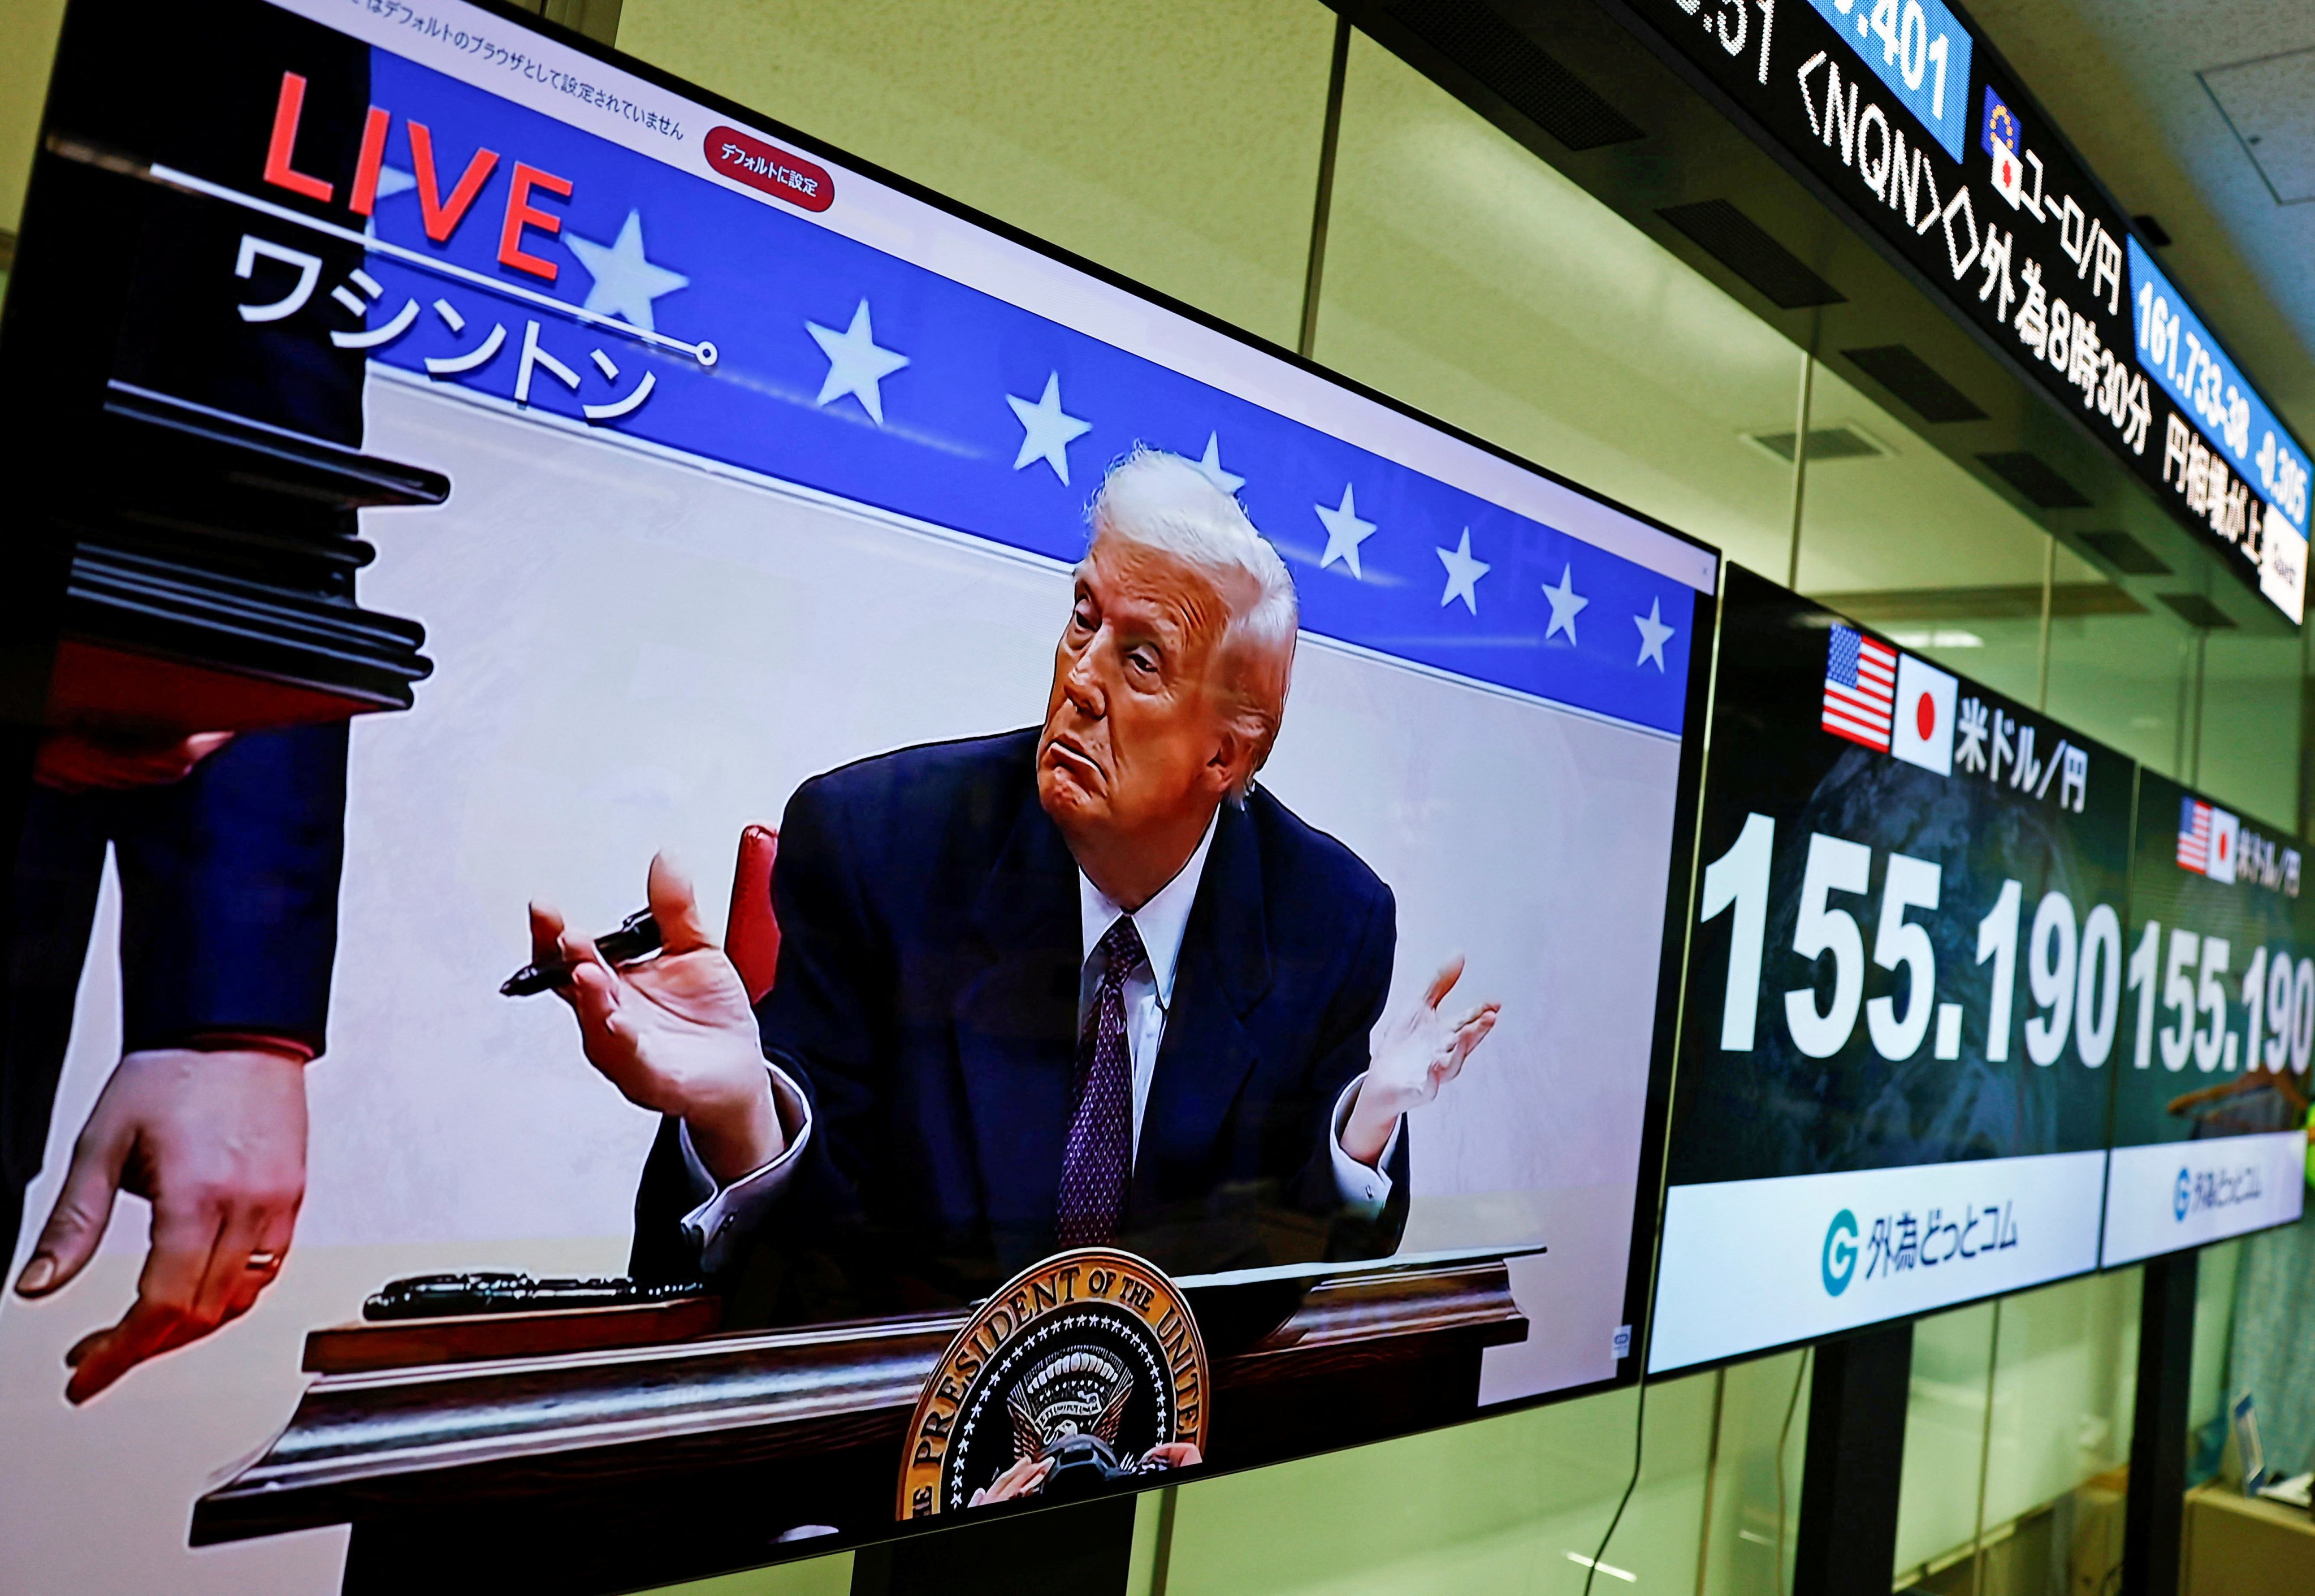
top-left (1541, 564), bottom-right (1589, 643)
top-left (1315, 483), bottom-right (1377, 579)
top-left (563, 210), bottom-right (691, 332)
top-left (1435, 530), bottom-right (1491, 614)
top-left (359, 169), bottom-right (418, 243)
top-left (1005, 371), bottom-right (1093, 484)
top-left (806, 300), bottom-right (910, 425)
top-left (1633, 598), bottom-right (1676, 672)
top-left (1193, 432), bottom-right (1245, 495)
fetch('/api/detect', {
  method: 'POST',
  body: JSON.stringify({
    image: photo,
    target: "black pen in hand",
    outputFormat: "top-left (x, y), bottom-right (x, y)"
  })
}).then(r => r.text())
top-left (501, 908), bottom-right (662, 996)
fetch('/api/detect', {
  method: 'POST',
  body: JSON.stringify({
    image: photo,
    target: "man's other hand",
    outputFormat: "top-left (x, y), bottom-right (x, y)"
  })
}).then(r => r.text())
top-left (12, 1047), bottom-right (307, 1404)
top-left (34, 730), bottom-right (235, 793)
top-left (529, 853), bottom-right (781, 1183)
top-left (1344, 955), bottom-right (1500, 1166)
top-left (969, 1455), bottom-right (1055, 1507)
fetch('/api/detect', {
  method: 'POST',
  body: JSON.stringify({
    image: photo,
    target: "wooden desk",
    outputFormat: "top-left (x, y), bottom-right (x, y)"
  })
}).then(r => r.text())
top-left (195, 1258), bottom-right (1528, 1594)
top-left (2184, 1482), bottom-right (2315, 1596)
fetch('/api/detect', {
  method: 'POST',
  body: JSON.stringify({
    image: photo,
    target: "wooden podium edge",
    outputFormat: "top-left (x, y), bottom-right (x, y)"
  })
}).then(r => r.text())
top-left (302, 1296), bottom-right (726, 1375)
top-left (192, 1255), bottom-right (1531, 1546)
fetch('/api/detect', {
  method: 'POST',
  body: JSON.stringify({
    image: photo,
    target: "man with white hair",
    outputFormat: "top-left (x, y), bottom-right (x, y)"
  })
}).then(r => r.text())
top-left (530, 449), bottom-right (1497, 1323)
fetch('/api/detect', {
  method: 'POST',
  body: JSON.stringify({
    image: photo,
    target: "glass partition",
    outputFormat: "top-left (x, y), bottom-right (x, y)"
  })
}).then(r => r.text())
top-left (1973, 1272), bottom-right (2141, 1594)
top-left (1695, 1351), bottom-right (1815, 1596)
top-left (1893, 1304), bottom-right (2000, 1588)
top-left (1160, 1383), bottom-right (1714, 1595)
top-left (2044, 579), bottom-right (2200, 778)
top-left (1791, 365), bottom-right (2053, 708)
top-left (1312, 32), bottom-right (1806, 578)
top-left (2188, 1240), bottom-right (2245, 1483)
top-left (2196, 632), bottom-right (2305, 828)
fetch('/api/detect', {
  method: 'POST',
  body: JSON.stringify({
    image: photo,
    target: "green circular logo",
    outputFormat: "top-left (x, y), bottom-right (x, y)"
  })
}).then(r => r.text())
top-left (1822, 1209), bottom-right (1860, 1296)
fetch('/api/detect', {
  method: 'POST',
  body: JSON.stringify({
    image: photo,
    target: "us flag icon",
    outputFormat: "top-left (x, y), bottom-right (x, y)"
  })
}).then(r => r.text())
top-left (1822, 625), bottom-right (1896, 751)
top-left (2178, 797), bottom-right (2240, 883)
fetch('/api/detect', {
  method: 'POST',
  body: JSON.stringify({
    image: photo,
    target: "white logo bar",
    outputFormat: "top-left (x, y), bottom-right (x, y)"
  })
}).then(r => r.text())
top-left (2100, 1133), bottom-right (2306, 1266)
top-left (1649, 1151), bottom-right (2106, 1373)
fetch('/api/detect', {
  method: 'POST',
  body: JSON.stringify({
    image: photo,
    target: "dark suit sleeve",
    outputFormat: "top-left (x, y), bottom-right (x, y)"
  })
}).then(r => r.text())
top-left (1295, 880), bottom-right (1409, 1262)
top-left (750, 777), bottom-right (888, 1207)
top-left (111, 723), bottom-right (348, 1058)
top-left (3, 785), bottom-right (114, 1222)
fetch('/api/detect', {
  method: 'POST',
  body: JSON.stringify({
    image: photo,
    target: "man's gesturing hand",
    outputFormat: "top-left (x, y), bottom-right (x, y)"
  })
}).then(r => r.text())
top-left (12, 1046), bottom-right (307, 1404)
top-left (1343, 956), bottom-right (1500, 1166)
top-left (529, 853), bottom-right (781, 1184)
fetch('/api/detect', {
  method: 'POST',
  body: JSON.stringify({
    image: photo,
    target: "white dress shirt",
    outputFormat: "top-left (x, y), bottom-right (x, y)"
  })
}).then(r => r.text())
top-left (1075, 811), bottom-right (1215, 1155)
top-left (1075, 811), bottom-right (1400, 1214)
top-left (678, 809), bottom-right (1401, 1271)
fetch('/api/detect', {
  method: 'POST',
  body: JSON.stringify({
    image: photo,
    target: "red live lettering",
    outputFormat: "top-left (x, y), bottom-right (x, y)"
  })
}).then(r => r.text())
top-left (497, 162), bottom-right (572, 281)
top-left (407, 120), bottom-right (500, 244)
top-left (262, 72), bottom-right (334, 203)
top-left (348, 106), bottom-right (391, 217)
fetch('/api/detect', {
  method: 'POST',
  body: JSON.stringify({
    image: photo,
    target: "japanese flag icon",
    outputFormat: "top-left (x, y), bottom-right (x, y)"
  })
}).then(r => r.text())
top-left (1890, 654), bottom-right (1958, 776)
top-left (1992, 139), bottom-right (2024, 206)
top-left (2209, 807), bottom-right (2240, 884)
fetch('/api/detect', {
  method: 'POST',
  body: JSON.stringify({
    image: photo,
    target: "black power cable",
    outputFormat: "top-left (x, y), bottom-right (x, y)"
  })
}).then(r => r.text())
top-left (1582, 1376), bottom-right (1649, 1596)
top-left (1775, 1347), bottom-right (1812, 1591)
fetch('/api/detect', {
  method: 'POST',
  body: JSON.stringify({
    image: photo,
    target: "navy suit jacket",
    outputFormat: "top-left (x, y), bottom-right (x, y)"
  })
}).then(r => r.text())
top-left (632, 728), bottom-right (1406, 1325)
top-left (4, 725), bottom-right (347, 1227)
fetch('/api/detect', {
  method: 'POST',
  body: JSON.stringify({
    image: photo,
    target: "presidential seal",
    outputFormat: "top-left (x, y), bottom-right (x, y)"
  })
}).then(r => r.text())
top-left (898, 1248), bottom-right (1209, 1518)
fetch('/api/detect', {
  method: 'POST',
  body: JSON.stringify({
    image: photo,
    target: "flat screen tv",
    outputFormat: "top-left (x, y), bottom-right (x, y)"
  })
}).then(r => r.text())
top-left (0, 1), bottom-right (1717, 1587)
top-left (1649, 569), bottom-right (2127, 1374)
top-left (2099, 771), bottom-right (2309, 1267)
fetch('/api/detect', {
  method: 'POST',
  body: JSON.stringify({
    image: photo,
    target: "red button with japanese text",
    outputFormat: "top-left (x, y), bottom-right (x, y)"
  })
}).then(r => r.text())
top-left (706, 126), bottom-right (833, 213)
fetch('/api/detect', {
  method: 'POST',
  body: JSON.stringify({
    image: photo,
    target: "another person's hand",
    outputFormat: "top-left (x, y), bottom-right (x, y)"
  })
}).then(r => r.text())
top-left (969, 1455), bottom-right (1055, 1506)
top-left (529, 853), bottom-right (781, 1183)
top-left (1343, 955), bottom-right (1500, 1166)
top-left (34, 729), bottom-right (234, 793)
top-left (1141, 1442), bottom-right (1202, 1471)
top-left (12, 1046), bottom-right (308, 1404)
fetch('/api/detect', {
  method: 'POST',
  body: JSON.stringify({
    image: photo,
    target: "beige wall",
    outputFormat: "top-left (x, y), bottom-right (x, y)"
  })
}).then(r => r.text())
top-left (0, 0), bottom-right (65, 238)
top-left (617, 0), bottom-right (1336, 349)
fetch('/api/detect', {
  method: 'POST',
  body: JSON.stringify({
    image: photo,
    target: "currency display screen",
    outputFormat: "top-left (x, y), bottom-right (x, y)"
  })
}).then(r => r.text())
top-left (1649, 568), bottom-right (2128, 1373)
top-left (0, 1), bottom-right (1716, 1586)
top-left (2100, 773), bottom-right (2309, 1266)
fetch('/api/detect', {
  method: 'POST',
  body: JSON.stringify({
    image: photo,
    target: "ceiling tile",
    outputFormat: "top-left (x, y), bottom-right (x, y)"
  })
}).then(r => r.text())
top-left (2202, 47), bottom-right (2315, 204)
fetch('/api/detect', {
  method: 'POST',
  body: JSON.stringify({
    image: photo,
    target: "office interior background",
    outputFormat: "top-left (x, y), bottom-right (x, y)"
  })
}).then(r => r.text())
top-left (3, 0), bottom-right (2312, 1590)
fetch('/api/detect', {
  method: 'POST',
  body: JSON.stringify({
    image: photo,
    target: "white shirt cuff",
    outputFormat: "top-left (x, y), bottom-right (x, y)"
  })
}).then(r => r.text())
top-left (677, 1063), bottom-right (814, 1275)
top-left (1329, 1072), bottom-right (1400, 1221)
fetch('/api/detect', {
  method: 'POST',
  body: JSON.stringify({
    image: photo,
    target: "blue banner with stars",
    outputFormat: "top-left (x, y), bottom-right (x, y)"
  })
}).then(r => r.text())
top-left (257, 46), bottom-right (1706, 737)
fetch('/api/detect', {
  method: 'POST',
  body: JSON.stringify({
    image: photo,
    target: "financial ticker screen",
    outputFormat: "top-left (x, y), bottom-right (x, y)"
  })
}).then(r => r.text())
top-left (1649, 568), bottom-right (2128, 1373)
top-left (2100, 772), bottom-right (2310, 1265)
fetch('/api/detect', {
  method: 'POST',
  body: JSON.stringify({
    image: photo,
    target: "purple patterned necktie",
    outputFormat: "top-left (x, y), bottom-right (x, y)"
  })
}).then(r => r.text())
top-left (1056, 916), bottom-right (1146, 1248)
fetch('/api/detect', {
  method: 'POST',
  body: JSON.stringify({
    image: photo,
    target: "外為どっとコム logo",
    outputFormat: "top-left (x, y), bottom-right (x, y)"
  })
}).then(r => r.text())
top-left (1823, 1209), bottom-right (1860, 1296)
